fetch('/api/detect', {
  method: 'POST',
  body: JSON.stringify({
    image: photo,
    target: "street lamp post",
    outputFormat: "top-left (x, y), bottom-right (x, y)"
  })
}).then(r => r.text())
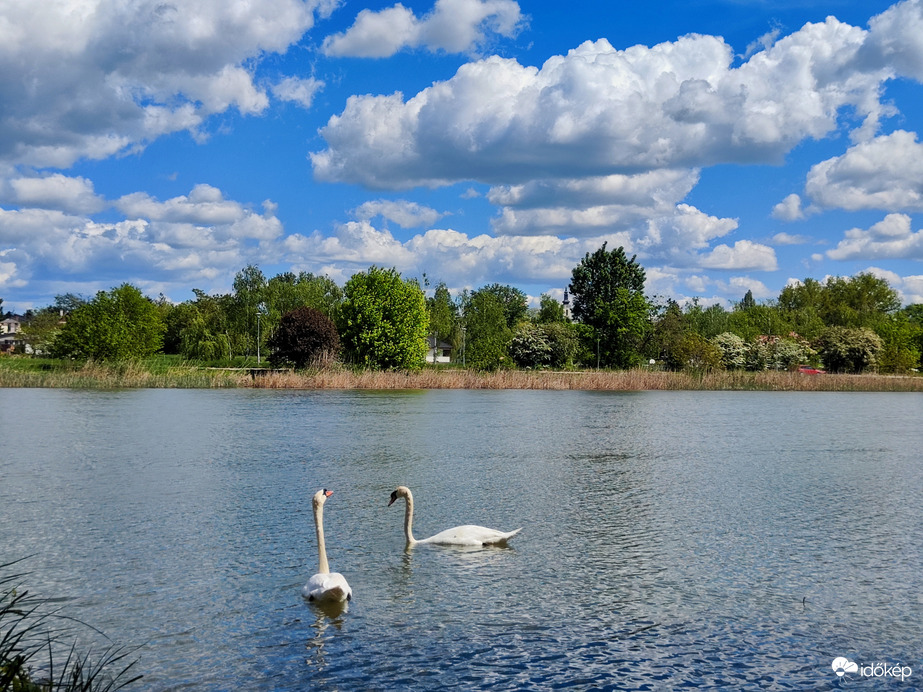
top-left (461, 326), bottom-right (466, 367)
top-left (257, 302), bottom-right (266, 364)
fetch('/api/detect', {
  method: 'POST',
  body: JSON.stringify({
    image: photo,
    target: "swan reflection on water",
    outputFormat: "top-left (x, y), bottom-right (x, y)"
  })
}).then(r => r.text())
top-left (304, 599), bottom-right (348, 670)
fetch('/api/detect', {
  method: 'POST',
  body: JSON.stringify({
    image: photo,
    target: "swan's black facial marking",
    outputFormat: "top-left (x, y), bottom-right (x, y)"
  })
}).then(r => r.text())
top-left (388, 490), bottom-right (399, 506)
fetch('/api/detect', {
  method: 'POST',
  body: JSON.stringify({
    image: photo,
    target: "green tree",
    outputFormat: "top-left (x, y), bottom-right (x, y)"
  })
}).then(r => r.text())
top-left (263, 271), bottom-right (343, 323)
top-left (672, 332), bottom-right (722, 372)
top-left (766, 336), bottom-right (815, 371)
top-left (173, 290), bottom-right (235, 361)
top-left (536, 294), bottom-right (566, 324)
top-left (338, 266), bottom-right (429, 370)
top-left (427, 282), bottom-right (458, 341)
top-left (683, 300), bottom-right (731, 339)
top-left (162, 301), bottom-right (200, 355)
top-left (823, 273), bottom-right (899, 328)
top-left (649, 300), bottom-right (688, 369)
top-left (230, 264), bottom-right (267, 358)
top-left (18, 307), bottom-right (66, 355)
top-left (479, 283), bottom-right (528, 329)
top-left (569, 243), bottom-right (650, 368)
top-left (780, 274), bottom-right (899, 334)
top-left (268, 306), bottom-right (340, 368)
top-left (739, 289), bottom-right (756, 310)
top-left (50, 284), bottom-right (165, 361)
top-left (425, 281), bottom-right (459, 364)
top-left (875, 315), bottom-right (920, 374)
top-left (53, 293), bottom-right (88, 314)
top-left (727, 302), bottom-right (791, 341)
top-left (777, 278), bottom-right (827, 339)
top-left (463, 289), bottom-right (512, 370)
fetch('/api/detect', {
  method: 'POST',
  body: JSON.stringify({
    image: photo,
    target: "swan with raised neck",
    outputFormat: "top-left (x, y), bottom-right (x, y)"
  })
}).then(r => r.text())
top-left (302, 488), bottom-right (352, 602)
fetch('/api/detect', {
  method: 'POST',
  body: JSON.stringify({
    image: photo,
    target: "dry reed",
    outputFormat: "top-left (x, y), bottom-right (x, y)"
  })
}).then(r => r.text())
top-left (0, 360), bottom-right (248, 389)
top-left (3, 358), bottom-right (921, 391)
top-left (247, 367), bottom-right (923, 392)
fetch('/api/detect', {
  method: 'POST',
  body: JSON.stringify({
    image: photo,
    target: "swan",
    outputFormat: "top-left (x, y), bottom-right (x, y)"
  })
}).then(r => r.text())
top-left (388, 486), bottom-right (522, 547)
top-left (302, 489), bottom-right (352, 603)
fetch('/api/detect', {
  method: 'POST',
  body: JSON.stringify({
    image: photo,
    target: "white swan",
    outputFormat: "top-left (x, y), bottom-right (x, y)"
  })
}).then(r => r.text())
top-left (302, 489), bottom-right (352, 603)
top-left (388, 486), bottom-right (522, 547)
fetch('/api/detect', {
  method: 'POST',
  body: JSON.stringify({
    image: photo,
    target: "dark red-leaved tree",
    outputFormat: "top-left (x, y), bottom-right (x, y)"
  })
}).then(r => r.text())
top-left (268, 306), bottom-right (340, 368)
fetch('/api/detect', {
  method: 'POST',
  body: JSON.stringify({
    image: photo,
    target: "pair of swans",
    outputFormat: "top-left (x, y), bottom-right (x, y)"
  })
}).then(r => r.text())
top-left (304, 486), bottom-right (522, 603)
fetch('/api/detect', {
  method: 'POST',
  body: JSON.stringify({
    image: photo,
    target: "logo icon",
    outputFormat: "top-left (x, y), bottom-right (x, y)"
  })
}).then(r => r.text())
top-left (832, 657), bottom-right (858, 677)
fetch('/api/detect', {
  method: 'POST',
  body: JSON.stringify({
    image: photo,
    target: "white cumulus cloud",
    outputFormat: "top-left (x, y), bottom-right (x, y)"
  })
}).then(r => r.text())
top-left (826, 213), bottom-right (923, 260)
top-left (312, 15), bottom-right (900, 190)
top-left (772, 193), bottom-right (806, 221)
top-left (805, 130), bottom-right (923, 211)
top-left (352, 199), bottom-right (445, 228)
top-left (5, 174), bottom-right (106, 215)
top-left (322, 0), bottom-right (524, 57)
top-left (0, 0), bottom-right (334, 168)
top-left (271, 76), bottom-right (325, 109)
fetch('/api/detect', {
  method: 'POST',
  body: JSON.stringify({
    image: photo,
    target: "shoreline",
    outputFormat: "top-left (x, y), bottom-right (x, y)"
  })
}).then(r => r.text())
top-left (245, 368), bottom-right (923, 391)
top-left (2, 360), bottom-right (921, 391)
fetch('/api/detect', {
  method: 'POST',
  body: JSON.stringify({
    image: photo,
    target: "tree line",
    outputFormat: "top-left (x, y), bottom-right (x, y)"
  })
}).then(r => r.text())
top-left (5, 243), bottom-right (922, 374)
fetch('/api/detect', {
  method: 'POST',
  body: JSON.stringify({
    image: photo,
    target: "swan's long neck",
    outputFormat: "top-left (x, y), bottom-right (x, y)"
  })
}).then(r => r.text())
top-left (314, 502), bottom-right (330, 574)
top-left (403, 493), bottom-right (417, 546)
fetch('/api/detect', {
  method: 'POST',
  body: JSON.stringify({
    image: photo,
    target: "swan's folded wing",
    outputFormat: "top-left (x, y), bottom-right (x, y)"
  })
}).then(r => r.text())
top-left (421, 524), bottom-right (522, 546)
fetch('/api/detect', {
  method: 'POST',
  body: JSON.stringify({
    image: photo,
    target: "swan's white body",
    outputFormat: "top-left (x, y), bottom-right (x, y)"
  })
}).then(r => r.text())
top-left (303, 489), bottom-right (352, 603)
top-left (388, 486), bottom-right (521, 547)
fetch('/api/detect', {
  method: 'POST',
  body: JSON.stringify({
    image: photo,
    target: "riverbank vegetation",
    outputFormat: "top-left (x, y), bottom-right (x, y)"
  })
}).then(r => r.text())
top-left (1, 357), bottom-right (920, 391)
top-left (4, 245), bottom-right (922, 381)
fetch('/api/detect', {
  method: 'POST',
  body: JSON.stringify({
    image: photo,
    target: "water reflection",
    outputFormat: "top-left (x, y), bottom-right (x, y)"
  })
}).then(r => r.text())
top-left (304, 601), bottom-right (348, 671)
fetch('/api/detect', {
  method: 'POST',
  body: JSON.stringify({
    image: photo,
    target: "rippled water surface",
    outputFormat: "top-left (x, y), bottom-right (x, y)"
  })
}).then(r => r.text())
top-left (1, 388), bottom-right (921, 690)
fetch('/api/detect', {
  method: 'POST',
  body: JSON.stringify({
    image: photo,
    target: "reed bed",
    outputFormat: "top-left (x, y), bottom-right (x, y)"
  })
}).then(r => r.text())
top-left (0, 360), bottom-right (247, 389)
top-left (248, 367), bottom-right (923, 392)
top-left (3, 357), bottom-right (920, 391)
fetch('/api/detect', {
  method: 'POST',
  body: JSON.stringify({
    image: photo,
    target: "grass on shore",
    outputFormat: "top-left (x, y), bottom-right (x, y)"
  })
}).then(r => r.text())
top-left (1, 356), bottom-right (921, 391)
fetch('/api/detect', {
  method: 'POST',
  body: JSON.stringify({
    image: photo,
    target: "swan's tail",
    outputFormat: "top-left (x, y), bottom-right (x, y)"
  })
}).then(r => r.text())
top-left (325, 585), bottom-right (350, 602)
top-left (487, 527), bottom-right (522, 545)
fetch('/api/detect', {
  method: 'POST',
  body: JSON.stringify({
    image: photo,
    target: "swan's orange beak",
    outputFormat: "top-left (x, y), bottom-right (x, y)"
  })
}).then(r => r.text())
top-left (324, 489), bottom-right (333, 497)
top-left (388, 490), bottom-right (398, 506)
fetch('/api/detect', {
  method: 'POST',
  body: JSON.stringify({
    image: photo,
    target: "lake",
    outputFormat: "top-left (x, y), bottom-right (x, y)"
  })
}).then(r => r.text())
top-left (1, 388), bottom-right (920, 690)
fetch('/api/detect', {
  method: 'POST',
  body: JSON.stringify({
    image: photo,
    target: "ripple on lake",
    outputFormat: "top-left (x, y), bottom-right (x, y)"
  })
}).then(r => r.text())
top-left (1, 389), bottom-right (921, 690)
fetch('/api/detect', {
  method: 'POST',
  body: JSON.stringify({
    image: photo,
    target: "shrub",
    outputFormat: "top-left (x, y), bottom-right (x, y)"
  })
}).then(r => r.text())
top-left (815, 327), bottom-right (883, 373)
top-left (510, 323), bottom-right (552, 369)
top-left (711, 332), bottom-right (747, 369)
top-left (268, 307), bottom-right (340, 369)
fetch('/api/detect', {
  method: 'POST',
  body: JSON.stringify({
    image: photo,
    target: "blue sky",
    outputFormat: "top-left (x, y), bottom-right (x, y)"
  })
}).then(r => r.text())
top-left (2, 0), bottom-right (923, 314)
